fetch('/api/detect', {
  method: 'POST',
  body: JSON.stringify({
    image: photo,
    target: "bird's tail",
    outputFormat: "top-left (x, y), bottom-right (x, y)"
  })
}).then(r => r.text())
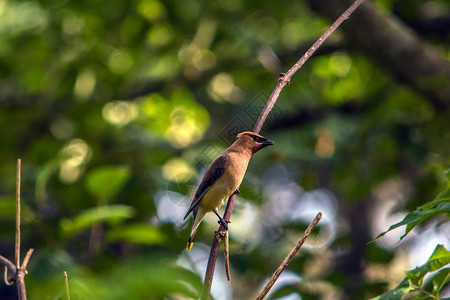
top-left (186, 227), bottom-right (198, 251)
top-left (186, 210), bottom-right (204, 251)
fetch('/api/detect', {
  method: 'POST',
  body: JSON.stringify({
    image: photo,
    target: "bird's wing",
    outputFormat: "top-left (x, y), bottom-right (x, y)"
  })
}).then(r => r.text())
top-left (183, 155), bottom-right (228, 220)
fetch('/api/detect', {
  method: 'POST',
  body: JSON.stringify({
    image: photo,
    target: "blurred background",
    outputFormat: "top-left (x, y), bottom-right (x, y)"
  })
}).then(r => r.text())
top-left (0, 0), bottom-right (449, 299)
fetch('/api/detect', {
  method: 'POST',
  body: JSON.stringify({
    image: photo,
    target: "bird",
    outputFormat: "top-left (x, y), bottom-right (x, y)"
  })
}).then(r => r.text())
top-left (184, 131), bottom-right (274, 250)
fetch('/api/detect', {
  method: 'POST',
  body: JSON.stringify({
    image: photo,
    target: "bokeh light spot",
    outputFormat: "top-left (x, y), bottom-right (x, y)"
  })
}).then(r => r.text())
top-left (102, 100), bottom-right (139, 127)
top-left (59, 139), bottom-right (91, 183)
top-left (162, 158), bottom-right (196, 182)
top-left (108, 49), bottom-right (133, 74)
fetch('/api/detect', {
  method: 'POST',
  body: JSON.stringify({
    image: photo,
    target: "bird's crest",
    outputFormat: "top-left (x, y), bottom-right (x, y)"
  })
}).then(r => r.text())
top-left (236, 131), bottom-right (264, 139)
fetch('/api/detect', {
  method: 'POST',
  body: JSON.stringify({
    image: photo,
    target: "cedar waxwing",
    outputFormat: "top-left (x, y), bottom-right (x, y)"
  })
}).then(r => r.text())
top-left (184, 131), bottom-right (274, 250)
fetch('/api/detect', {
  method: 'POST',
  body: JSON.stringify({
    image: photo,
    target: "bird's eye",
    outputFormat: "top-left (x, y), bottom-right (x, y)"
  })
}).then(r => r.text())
top-left (250, 135), bottom-right (265, 143)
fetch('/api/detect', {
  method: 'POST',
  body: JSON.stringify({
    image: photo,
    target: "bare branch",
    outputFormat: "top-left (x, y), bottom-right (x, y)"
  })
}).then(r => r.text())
top-left (224, 231), bottom-right (231, 281)
top-left (64, 271), bottom-right (71, 300)
top-left (253, 0), bottom-right (366, 133)
top-left (21, 249), bottom-right (34, 270)
top-left (3, 265), bottom-right (14, 285)
top-left (0, 159), bottom-right (33, 300)
top-left (202, 230), bottom-right (226, 300)
top-left (16, 158), bottom-right (21, 268)
top-left (0, 255), bottom-right (16, 281)
top-left (256, 212), bottom-right (322, 300)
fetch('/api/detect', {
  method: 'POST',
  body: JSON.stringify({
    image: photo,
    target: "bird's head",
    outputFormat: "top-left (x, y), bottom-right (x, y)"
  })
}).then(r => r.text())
top-left (234, 131), bottom-right (274, 155)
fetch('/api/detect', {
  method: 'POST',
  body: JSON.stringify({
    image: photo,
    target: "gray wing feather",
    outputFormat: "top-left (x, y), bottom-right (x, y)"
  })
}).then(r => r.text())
top-left (183, 155), bottom-right (228, 220)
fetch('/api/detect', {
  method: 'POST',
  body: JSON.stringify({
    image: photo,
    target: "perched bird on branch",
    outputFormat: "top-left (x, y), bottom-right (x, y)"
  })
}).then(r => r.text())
top-left (184, 131), bottom-right (274, 250)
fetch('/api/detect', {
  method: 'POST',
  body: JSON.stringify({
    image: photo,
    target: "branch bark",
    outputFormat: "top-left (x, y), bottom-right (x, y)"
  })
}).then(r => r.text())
top-left (256, 212), bottom-right (323, 300)
top-left (201, 1), bottom-right (365, 298)
top-left (307, 0), bottom-right (450, 110)
top-left (0, 159), bottom-right (34, 300)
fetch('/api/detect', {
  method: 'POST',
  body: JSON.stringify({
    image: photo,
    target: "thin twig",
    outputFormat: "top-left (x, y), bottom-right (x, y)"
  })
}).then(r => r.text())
top-left (1, 255), bottom-right (16, 285)
top-left (16, 158), bottom-right (21, 268)
top-left (201, 0), bottom-right (365, 297)
top-left (64, 271), bottom-right (71, 300)
top-left (0, 159), bottom-right (33, 300)
top-left (224, 231), bottom-right (231, 281)
top-left (21, 249), bottom-right (34, 270)
top-left (3, 264), bottom-right (14, 285)
top-left (256, 212), bottom-right (322, 300)
top-left (253, 0), bottom-right (365, 133)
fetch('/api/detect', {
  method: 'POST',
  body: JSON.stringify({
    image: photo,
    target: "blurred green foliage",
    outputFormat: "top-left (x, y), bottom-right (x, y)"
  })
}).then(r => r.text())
top-left (0, 0), bottom-right (449, 299)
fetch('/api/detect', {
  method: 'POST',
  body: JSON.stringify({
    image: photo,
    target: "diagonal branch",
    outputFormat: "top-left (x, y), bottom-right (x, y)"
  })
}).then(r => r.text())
top-left (201, 1), bottom-right (365, 299)
top-left (255, 213), bottom-right (322, 300)
top-left (0, 255), bottom-right (16, 277)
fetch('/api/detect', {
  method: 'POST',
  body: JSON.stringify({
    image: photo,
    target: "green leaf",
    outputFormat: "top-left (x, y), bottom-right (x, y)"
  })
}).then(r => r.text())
top-left (85, 165), bottom-right (131, 199)
top-left (60, 204), bottom-right (135, 237)
top-left (445, 169), bottom-right (450, 182)
top-left (373, 169), bottom-right (450, 243)
top-left (421, 188), bottom-right (450, 211)
top-left (375, 197), bottom-right (450, 241)
top-left (106, 223), bottom-right (168, 245)
top-left (370, 278), bottom-right (413, 300)
top-left (406, 245), bottom-right (450, 286)
top-left (432, 268), bottom-right (450, 296)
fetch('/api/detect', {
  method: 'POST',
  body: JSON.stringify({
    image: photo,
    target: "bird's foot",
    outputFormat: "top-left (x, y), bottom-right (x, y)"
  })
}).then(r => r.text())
top-left (234, 189), bottom-right (240, 195)
top-left (217, 219), bottom-right (231, 230)
top-left (213, 208), bottom-right (231, 230)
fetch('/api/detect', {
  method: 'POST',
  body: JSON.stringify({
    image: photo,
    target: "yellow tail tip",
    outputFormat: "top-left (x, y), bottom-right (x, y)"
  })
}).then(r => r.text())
top-left (186, 241), bottom-right (194, 251)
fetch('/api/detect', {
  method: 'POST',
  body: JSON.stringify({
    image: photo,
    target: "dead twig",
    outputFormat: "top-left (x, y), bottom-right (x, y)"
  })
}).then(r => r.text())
top-left (0, 159), bottom-right (34, 300)
top-left (224, 231), bottom-right (231, 281)
top-left (16, 158), bottom-right (21, 268)
top-left (255, 213), bottom-right (322, 300)
top-left (64, 271), bottom-right (71, 300)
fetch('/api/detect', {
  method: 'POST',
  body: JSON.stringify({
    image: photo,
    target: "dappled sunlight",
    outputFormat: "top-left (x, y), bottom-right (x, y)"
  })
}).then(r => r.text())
top-left (178, 18), bottom-right (218, 78)
top-left (102, 100), bottom-right (139, 127)
top-left (59, 139), bottom-right (91, 183)
top-left (0, 1), bottom-right (48, 35)
top-left (162, 158), bottom-right (197, 182)
top-left (330, 52), bottom-right (352, 77)
top-left (61, 11), bottom-right (84, 35)
top-left (166, 106), bottom-right (205, 148)
top-left (139, 90), bottom-right (210, 148)
top-left (108, 49), bottom-right (134, 74)
top-left (207, 73), bottom-right (243, 103)
top-left (74, 68), bottom-right (96, 100)
top-left (137, 0), bottom-right (166, 22)
top-left (147, 23), bottom-right (174, 46)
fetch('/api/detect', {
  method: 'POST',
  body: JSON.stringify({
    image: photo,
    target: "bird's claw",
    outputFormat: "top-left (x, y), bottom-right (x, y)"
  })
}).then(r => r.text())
top-left (218, 219), bottom-right (230, 230)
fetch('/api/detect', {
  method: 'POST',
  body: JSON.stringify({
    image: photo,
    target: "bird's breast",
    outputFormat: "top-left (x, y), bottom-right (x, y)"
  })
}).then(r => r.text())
top-left (202, 153), bottom-right (250, 211)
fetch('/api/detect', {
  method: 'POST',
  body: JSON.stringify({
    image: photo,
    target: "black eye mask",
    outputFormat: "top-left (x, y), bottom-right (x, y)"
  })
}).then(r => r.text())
top-left (250, 135), bottom-right (266, 143)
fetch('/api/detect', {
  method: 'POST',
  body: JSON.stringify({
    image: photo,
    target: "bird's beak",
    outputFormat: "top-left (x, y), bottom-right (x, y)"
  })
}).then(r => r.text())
top-left (262, 139), bottom-right (274, 146)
